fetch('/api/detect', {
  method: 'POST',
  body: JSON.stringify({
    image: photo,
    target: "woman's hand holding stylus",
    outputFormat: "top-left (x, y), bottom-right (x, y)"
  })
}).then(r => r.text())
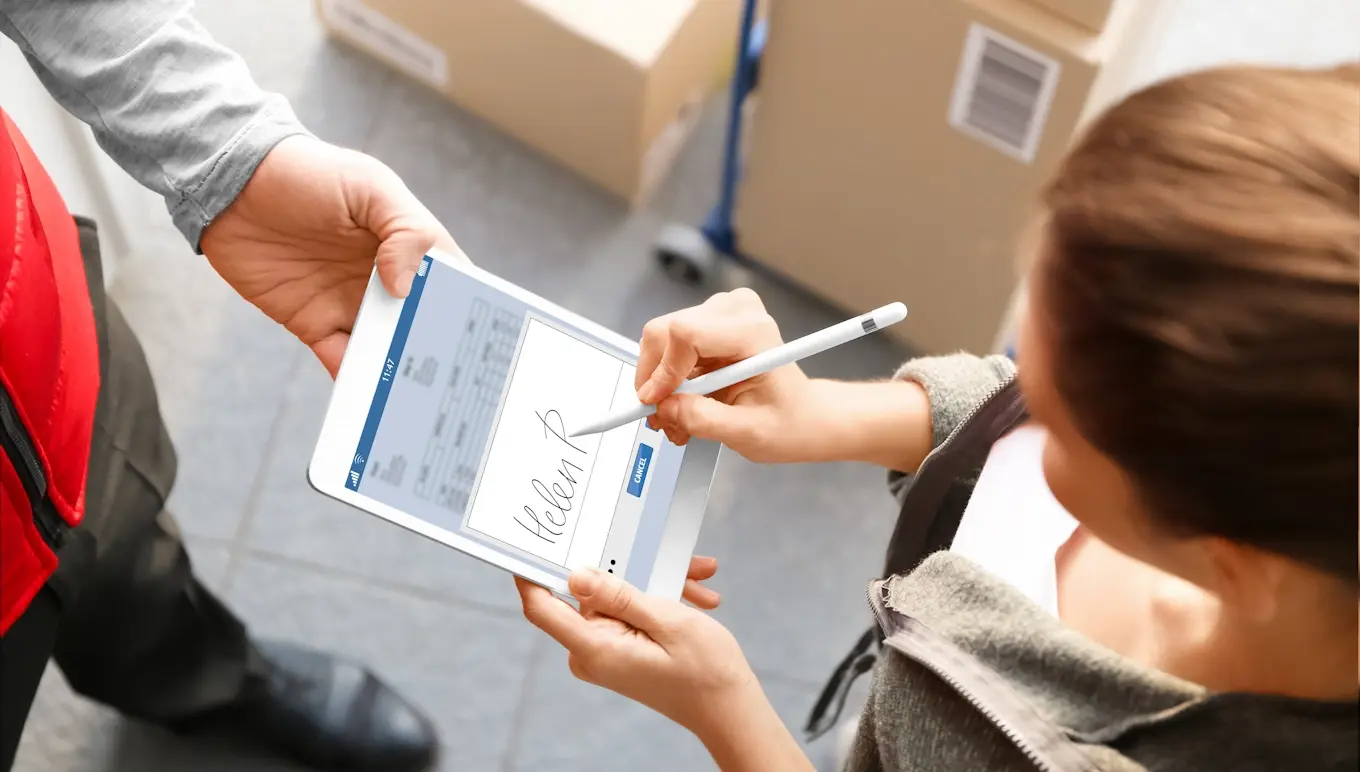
top-left (636, 289), bottom-right (934, 472)
top-left (633, 289), bottom-right (825, 461)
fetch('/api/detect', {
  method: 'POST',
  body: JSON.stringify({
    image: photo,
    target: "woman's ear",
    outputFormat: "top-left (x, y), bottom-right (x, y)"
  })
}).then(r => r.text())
top-left (1201, 537), bottom-right (1287, 623)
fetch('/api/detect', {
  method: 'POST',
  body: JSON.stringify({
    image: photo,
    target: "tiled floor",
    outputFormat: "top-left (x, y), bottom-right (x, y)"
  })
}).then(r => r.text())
top-left (12, 0), bottom-right (1358, 770)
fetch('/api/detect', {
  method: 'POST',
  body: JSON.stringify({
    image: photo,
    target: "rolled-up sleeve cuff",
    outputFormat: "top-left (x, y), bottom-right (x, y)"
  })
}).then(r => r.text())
top-left (171, 96), bottom-right (311, 252)
top-left (893, 353), bottom-right (1017, 452)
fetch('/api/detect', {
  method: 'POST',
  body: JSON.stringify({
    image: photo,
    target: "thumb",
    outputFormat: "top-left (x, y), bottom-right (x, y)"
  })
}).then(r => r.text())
top-left (374, 228), bottom-right (434, 298)
top-left (570, 569), bottom-right (679, 637)
top-left (344, 152), bottom-right (461, 298)
top-left (659, 393), bottom-right (759, 448)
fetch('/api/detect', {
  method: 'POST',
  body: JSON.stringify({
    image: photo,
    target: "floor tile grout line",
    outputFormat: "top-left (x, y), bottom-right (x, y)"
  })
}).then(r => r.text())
top-left (211, 529), bottom-right (859, 694)
top-left (750, 667), bottom-right (831, 694)
top-left (209, 539), bottom-right (830, 688)
top-left (220, 346), bottom-right (307, 593)
top-left (183, 532), bottom-right (236, 549)
top-left (216, 63), bottom-right (407, 594)
top-left (216, 531), bottom-right (848, 694)
top-left (355, 70), bottom-right (399, 156)
top-left (208, 517), bottom-right (833, 685)
top-left (231, 543), bottom-right (527, 620)
top-left (497, 636), bottom-right (552, 772)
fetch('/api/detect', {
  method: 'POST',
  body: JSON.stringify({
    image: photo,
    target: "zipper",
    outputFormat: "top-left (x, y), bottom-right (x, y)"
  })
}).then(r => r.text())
top-left (881, 372), bottom-right (1024, 579)
top-left (865, 581), bottom-right (890, 635)
top-left (0, 385), bottom-right (67, 551)
top-left (867, 580), bottom-right (1091, 772)
top-left (807, 373), bottom-right (1026, 741)
top-left (911, 373), bottom-right (1016, 484)
top-left (888, 632), bottom-right (1063, 772)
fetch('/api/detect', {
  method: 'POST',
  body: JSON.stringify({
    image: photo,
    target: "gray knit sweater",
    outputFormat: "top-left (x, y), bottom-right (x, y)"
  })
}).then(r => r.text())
top-left (842, 354), bottom-right (1357, 772)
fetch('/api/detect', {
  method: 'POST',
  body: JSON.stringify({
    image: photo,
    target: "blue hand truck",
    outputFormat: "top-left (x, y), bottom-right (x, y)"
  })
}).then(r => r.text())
top-left (653, 0), bottom-right (1022, 359)
top-left (653, 0), bottom-right (767, 285)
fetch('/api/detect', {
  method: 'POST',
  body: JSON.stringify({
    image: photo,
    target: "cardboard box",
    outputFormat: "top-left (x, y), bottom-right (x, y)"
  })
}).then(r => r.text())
top-left (1029, 0), bottom-right (1117, 32)
top-left (733, 0), bottom-right (1172, 353)
top-left (315, 0), bottom-right (740, 206)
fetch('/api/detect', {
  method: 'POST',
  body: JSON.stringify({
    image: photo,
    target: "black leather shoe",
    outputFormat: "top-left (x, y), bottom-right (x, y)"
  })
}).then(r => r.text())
top-left (231, 640), bottom-right (438, 772)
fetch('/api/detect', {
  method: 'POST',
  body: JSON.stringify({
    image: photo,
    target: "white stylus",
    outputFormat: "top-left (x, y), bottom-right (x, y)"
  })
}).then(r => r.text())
top-left (569, 302), bottom-right (908, 438)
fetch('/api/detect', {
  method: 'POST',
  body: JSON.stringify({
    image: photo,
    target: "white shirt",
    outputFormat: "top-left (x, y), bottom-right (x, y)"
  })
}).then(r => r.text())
top-left (949, 425), bottom-right (1079, 616)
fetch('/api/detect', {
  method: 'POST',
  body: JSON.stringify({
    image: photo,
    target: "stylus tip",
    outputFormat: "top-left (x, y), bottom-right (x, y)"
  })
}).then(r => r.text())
top-left (570, 416), bottom-right (616, 437)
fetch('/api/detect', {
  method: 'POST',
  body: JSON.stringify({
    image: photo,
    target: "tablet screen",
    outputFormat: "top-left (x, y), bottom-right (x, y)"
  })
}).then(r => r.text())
top-left (342, 256), bottom-right (684, 582)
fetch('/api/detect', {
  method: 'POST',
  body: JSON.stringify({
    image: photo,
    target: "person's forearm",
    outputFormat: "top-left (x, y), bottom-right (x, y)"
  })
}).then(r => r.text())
top-left (0, 0), bottom-right (308, 248)
top-left (805, 378), bottom-right (933, 473)
top-left (692, 683), bottom-right (815, 772)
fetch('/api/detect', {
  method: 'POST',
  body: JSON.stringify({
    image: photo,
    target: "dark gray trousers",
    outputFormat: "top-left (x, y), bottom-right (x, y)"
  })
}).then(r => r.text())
top-left (0, 219), bottom-right (263, 770)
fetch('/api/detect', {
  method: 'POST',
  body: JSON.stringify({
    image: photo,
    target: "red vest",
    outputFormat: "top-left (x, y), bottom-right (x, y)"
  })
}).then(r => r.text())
top-left (0, 107), bottom-right (100, 634)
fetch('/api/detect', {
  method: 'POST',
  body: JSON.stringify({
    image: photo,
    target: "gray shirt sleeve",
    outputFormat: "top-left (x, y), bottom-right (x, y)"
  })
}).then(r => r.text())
top-left (0, 0), bottom-right (310, 249)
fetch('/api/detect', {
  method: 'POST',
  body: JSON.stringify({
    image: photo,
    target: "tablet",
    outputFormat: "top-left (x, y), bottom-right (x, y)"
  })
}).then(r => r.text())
top-left (309, 248), bottom-right (720, 599)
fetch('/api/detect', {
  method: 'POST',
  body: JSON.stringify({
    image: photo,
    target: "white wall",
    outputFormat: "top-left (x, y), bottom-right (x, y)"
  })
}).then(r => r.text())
top-left (1135, 0), bottom-right (1360, 84)
top-left (993, 0), bottom-right (1360, 353)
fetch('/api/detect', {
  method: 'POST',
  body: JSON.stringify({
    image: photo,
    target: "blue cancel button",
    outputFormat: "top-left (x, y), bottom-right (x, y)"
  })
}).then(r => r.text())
top-left (626, 443), bottom-right (653, 497)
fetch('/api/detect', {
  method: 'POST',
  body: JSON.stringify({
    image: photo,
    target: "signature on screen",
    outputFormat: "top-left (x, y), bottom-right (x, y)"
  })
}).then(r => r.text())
top-left (514, 409), bottom-right (587, 545)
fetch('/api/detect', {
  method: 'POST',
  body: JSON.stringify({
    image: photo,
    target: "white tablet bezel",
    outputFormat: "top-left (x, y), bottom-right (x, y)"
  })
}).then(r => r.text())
top-left (307, 248), bottom-right (715, 598)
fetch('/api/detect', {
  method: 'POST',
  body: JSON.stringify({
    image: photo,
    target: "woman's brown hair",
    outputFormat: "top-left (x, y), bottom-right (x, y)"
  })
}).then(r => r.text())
top-left (1038, 63), bottom-right (1359, 581)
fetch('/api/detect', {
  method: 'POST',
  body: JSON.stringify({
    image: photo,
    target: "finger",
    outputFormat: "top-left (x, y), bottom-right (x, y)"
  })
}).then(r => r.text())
top-left (567, 654), bottom-right (592, 684)
top-left (430, 226), bottom-right (463, 258)
top-left (346, 154), bottom-right (459, 295)
top-left (636, 296), bottom-right (776, 404)
top-left (374, 228), bottom-right (434, 298)
top-left (654, 401), bottom-right (697, 446)
top-left (682, 579), bottom-right (722, 610)
top-left (638, 320), bottom-right (702, 405)
top-left (656, 393), bottom-right (758, 447)
top-left (568, 569), bottom-right (680, 636)
top-left (687, 556), bottom-right (719, 581)
top-left (516, 577), bottom-right (592, 651)
top-left (635, 318), bottom-right (701, 406)
top-left (635, 313), bottom-right (677, 394)
top-left (310, 333), bottom-right (350, 379)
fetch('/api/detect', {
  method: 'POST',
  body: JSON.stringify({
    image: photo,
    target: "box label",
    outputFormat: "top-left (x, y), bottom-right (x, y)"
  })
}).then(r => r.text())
top-left (638, 90), bottom-right (705, 203)
top-left (320, 0), bottom-right (448, 89)
top-left (948, 24), bottom-right (1062, 164)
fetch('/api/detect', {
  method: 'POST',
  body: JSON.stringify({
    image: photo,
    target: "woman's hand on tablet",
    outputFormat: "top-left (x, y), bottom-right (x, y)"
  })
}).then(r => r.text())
top-left (635, 289), bottom-right (823, 463)
top-left (515, 562), bottom-right (813, 771)
top-left (202, 136), bottom-right (465, 377)
top-left (636, 289), bottom-right (934, 471)
top-left (682, 555), bottom-right (722, 610)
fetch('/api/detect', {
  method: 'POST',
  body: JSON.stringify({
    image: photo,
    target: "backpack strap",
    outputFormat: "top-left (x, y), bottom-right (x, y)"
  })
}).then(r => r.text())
top-left (881, 379), bottom-right (1027, 578)
top-left (804, 626), bottom-right (879, 739)
top-left (804, 380), bottom-right (1027, 741)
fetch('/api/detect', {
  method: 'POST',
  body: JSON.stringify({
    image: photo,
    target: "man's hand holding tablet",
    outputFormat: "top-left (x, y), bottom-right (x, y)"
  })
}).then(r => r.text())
top-left (309, 248), bottom-right (722, 600)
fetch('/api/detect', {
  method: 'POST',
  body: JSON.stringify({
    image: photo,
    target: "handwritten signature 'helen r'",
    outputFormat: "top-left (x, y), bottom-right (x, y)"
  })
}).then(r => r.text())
top-left (515, 409), bottom-right (589, 545)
